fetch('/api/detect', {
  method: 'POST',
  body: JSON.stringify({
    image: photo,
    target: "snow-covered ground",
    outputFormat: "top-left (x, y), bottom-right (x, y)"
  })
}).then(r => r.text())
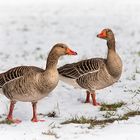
top-left (0, 0), bottom-right (140, 139)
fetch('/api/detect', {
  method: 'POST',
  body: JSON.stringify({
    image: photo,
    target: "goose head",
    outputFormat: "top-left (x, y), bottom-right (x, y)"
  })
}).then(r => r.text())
top-left (97, 28), bottom-right (114, 41)
top-left (51, 43), bottom-right (77, 56)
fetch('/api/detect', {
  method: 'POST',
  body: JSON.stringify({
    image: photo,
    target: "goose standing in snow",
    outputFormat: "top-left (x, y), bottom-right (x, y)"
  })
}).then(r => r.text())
top-left (1, 43), bottom-right (77, 123)
top-left (58, 29), bottom-right (122, 106)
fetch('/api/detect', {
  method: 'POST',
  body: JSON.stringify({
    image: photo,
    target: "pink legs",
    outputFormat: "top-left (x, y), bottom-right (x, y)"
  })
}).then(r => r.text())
top-left (31, 102), bottom-right (45, 122)
top-left (85, 91), bottom-right (100, 106)
top-left (91, 92), bottom-right (100, 106)
top-left (6, 101), bottom-right (45, 123)
top-left (31, 102), bottom-right (38, 122)
top-left (7, 101), bottom-right (21, 123)
top-left (85, 91), bottom-right (90, 103)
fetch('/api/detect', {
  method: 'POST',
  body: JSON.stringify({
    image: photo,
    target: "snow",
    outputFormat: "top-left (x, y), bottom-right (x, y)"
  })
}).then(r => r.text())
top-left (0, 0), bottom-right (140, 139)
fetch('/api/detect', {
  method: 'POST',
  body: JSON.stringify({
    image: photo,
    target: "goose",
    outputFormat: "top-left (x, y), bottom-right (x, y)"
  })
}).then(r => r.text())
top-left (58, 29), bottom-right (122, 106)
top-left (1, 43), bottom-right (77, 123)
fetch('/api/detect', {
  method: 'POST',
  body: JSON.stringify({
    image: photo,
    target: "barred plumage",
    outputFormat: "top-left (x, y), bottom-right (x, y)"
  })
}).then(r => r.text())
top-left (58, 29), bottom-right (123, 106)
top-left (1, 43), bottom-right (77, 123)
top-left (0, 66), bottom-right (44, 88)
top-left (58, 58), bottom-right (104, 79)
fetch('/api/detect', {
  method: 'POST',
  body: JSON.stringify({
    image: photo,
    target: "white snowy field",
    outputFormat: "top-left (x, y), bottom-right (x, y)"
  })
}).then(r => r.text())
top-left (0, 0), bottom-right (140, 139)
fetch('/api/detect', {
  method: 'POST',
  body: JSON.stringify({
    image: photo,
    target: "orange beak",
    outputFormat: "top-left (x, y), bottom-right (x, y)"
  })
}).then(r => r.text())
top-left (97, 31), bottom-right (107, 38)
top-left (66, 48), bottom-right (77, 55)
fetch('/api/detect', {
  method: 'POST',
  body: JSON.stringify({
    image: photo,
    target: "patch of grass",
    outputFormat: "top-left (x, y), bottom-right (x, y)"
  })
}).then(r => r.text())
top-left (124, 88), bottom-right (140, 98)
top-left (61, 116), bottom-right (92, 125)
top-left (100, 102), bottom-right (125, 111)
top-left (39, 111), bottom-right (57, 118)
top-left (61, 116), bottom-right (127, 127)
top-left (132, 74), bottom-right (136, 80)
top-left (47, 111), bottom-right (57, 118)
top-left (0, 119), bottom-right (14, 125)
top-left (124, 111), bottom-right (140, 117)
top-left (61, 111), bottom-right (140, 127)
top-left (103, 111), bottom-right (116, 118)
top-left (136, 68), bottom-right (140, 74)
top-left (137, 51), bottom-right (140, 56)
top-left (42, 130), bottom-right (59, 139)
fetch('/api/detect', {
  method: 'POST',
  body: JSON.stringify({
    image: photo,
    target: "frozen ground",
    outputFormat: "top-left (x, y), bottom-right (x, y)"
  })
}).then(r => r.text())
top-left (0, 0), bottom-right (140, 139)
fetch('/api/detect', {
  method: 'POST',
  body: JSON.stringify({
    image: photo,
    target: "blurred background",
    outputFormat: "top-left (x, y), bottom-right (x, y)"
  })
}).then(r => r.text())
top-left (0, 0), bottom-right (139, 81)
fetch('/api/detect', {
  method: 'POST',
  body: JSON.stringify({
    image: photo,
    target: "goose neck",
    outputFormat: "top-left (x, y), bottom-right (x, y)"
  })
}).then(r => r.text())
top-left (45, 52), bottom-right (59, 70)
top-left (107, 38), bottom-right (116, 52)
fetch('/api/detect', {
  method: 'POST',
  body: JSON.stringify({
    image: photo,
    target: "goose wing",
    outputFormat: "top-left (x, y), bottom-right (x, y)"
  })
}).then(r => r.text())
top-left (58, 58), bottom-right (106, 79)
top-left (0, 66), bottom-right (44, 87)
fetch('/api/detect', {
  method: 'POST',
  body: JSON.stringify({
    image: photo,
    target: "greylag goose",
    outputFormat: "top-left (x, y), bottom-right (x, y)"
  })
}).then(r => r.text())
top-left (58, 29), bottom-right (122, 106)
top-left (1, 43), bottom-right (77, 123)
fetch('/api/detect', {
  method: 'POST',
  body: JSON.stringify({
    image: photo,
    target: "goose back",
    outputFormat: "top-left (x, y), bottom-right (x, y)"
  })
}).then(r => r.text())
top-left (0, 66), bottom-right (44, 88)
top-left (58, 58), bottom-right (106, 79)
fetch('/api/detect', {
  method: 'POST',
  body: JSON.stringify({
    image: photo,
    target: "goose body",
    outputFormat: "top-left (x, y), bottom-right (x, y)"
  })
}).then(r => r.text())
top-left (59, 57), bottom-right (122, 91)
top-left (2, 68), bottom-right (58, 102)
top-left (0, 66), bottom-right (44, 88)
top-left (1, 43), bottom-right (77, 123)
top-left (58, 29), bottom-right (122, 105)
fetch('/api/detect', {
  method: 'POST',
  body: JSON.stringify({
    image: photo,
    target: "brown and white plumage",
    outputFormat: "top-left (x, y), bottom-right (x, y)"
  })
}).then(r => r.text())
top-left (0, 66), bottom-right (44, 88)
top-left (58, 29), bottom-right (123, 106)
top-left (1, 43), bottom-right (77, 123)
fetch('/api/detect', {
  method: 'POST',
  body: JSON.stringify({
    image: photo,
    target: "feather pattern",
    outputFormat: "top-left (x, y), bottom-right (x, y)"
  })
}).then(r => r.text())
top-left (0, 66), bottom-right (44, 88)
top-left (58, 29), bottom-right (122, 92)
top-left (58, 58), bottom-right (105, 79)
top-left (0, 43), bottom-right (77, 122)
top-left (1, 43), bottom-right (75, 102)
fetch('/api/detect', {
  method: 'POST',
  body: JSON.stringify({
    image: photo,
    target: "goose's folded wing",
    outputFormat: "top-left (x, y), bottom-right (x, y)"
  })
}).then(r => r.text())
top-left (0, 66), bottom-right (44, 87)
top-left (58, 58), bottom-right (106, 79)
